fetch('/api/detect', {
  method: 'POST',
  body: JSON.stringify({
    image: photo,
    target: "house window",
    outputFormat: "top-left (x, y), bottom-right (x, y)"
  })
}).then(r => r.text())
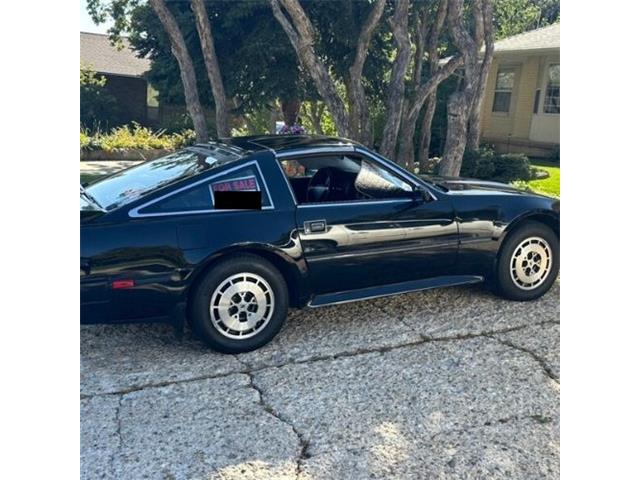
top-left (492, 68), bottom-right (515, 113)
top-left (543, 64), bottom-right (560, 114)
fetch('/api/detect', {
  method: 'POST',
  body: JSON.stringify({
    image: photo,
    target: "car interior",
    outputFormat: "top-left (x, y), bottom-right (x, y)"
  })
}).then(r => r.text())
top-left (279, 155), bottom-right (415, 204)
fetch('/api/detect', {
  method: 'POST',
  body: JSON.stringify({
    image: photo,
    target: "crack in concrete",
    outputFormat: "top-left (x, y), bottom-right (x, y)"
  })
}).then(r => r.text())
top-left (244, 366), bottom-right (310, 480)
top-left (487, 335), bottom-right (560, 384)
top-left (86, 318), bottom-right (559, 478)
top-left (81, 320), bottom-right (559, 399)
top-left (319, 412), bottom-right (557, 466)
top-left (427, 412), bottom-right (557, 445)
top-left (109, 395), bottom-right (124, 477)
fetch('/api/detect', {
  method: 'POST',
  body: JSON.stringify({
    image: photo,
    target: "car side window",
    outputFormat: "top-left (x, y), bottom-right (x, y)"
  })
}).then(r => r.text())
top-left (138, 164), bottom-right (271, 215)
top-left (278, 154), bottom-right (414, 204)
top-left (355, 160), bottom-right (413, 199)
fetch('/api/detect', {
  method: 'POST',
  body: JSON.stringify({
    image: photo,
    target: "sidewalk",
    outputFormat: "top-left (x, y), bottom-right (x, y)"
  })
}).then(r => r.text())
top-left (80, 160), bottom-right (142, 177)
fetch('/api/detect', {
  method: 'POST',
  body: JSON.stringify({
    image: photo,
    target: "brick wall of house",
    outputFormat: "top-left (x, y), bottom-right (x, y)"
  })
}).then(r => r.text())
top-left (103, 74), bottom-right (148, 125)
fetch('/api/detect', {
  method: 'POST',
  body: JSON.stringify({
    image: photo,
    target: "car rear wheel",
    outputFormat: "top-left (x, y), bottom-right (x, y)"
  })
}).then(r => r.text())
top-left (191, 255), bottom-right (289, 353)
top-left (495, 221), bottom-right (559, 301)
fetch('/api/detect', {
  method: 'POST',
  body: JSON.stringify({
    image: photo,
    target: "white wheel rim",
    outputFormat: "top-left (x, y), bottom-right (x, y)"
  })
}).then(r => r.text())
top-left (509, 236), bottom-right (553, 290)
top-left (209, 273), bottom-right (274, 339)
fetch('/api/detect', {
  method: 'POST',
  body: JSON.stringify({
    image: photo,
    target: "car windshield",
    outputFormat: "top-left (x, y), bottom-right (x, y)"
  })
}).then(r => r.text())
top-left (86, 146), bottom-right (244, 211)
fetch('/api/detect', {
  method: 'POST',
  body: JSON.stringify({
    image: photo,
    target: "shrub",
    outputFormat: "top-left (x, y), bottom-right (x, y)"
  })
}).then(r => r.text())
top-left (80, 130), bottom-right (91, 149)
top-left (461, 148), bottom-right (531, 182)
top-left (461, 147), bottom-right (496, 179)
top-left (80, 65), bottom-right (121, 130)
top-left (80, 124), bottom-right (195, 151)
top-left (493, 153), bottom-right (531, 182)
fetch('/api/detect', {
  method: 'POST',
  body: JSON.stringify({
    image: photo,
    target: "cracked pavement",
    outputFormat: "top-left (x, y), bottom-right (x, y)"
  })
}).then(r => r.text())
top-left (81, 282), bottom-right (559, 479)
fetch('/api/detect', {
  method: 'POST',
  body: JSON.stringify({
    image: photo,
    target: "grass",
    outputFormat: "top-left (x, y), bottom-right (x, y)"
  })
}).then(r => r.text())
top-left (521, 159), bottom-right (560, 197)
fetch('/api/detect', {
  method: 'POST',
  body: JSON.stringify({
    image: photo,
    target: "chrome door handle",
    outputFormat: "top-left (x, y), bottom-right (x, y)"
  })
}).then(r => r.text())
top-left (303, 220), bottom-right (327, 234)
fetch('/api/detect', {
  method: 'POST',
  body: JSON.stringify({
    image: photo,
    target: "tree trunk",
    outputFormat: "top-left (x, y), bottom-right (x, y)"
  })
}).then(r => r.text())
top-left (467, 1), bottom-right (494, 150)
top-left (281, 97), bottom-right (301, 126)
top-left (347, 0), bottom-right (385, 146)
top-left (418, 92), bottom-right (437, 171)
top-left (309, 102), bottom-right (325, 134)
top-left (418, 0), bottom-right (449, 171)
top-left (191, 0), bottom-right (229, 138)
top-left (397, 104), bottom-right (418, 171)
top-left (395, 55), bottom-right (463, 169)
top-left (395, 0), bottom-right (450, 169)
top-left (440, 0), bottom-right (493, 176)
top-left (439, 92), bottom-right (468, 177)
top-left (269, 0), bottom-right (352, 138)
top-left (149, 0), bottom-right (208, 142)
top-left (379, 0), bottom-right (411, 160)
top-left (466, 72), bottom-right (486, 150)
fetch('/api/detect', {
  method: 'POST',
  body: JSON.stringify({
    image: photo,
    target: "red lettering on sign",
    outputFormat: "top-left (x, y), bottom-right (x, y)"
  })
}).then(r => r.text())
top-left (211, 176), bottom-right (257, 192)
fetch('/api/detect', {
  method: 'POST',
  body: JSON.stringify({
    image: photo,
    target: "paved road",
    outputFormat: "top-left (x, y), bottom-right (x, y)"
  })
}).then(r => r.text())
top-left (81, 282), bottom-right (559, 479)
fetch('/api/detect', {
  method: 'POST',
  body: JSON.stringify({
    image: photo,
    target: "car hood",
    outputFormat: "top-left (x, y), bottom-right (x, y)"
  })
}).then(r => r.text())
top-left (421, 175), bottom-right (530, 196)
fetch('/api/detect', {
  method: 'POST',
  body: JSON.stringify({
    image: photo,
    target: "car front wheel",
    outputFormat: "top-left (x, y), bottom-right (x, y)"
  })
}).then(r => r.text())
top-left (191, 254), bottom-right (289, 353)
top-left (495, 221), bottom-right (559, 301)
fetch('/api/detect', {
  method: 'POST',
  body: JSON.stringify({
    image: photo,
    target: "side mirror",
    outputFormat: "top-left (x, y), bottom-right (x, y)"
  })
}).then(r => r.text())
top-left (411, 187), bottom-right (431, 202)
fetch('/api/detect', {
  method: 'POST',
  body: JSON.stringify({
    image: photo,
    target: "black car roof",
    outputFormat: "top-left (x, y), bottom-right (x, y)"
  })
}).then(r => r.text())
top-left (194, 135), bottom-right (359, 156)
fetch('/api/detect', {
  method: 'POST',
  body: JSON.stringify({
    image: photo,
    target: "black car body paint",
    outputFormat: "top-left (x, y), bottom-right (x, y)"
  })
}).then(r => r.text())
top-left (81, 135), bottom-right (559, 327)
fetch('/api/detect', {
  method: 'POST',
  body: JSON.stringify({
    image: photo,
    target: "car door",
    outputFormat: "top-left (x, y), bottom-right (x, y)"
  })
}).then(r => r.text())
top-left (290, 153), bottom-right (458, 294)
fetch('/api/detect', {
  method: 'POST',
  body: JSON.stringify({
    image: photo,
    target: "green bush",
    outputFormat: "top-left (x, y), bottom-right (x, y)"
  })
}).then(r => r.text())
top-left (461, 147), bottom-right (496, 179)
top-left (80, 65), bottom-right (121, 130)
top-left (80, 124), bottom-right (195, 151)
top-left (493, 153), bottom-right (531, 182)
top-left (461, 148), bottom-right (531, 183)
top-left (80, 130), bottom-right (91, 149)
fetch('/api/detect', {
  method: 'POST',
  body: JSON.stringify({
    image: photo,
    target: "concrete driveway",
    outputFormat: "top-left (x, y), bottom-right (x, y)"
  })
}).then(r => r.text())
top-left (81, 282), bottom-right (559, 479)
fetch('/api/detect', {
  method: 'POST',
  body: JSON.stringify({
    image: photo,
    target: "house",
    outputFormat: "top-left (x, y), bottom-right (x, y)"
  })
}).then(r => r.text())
top-left (81, 32), bottom-right (219, 130)
top-left (480, 23), bottom-right (560, 158)
top-left (80, 32), bottom-right (158, 125)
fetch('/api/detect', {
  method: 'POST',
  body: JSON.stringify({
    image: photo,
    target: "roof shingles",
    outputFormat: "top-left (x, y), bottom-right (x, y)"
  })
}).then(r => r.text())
top-left (80, 32), bottom-right (150, 77)
top-left (494, 23), bottom-right (560, 54)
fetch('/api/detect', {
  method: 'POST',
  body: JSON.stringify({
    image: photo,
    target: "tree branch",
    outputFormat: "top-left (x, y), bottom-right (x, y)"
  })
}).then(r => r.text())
top-left (269, 0), bottom-right (351, 137)
top-left (347, 0), bottom-right (385, 145)
top-left (191, 0), bottom-right (228, 137)
top-left (379, 0), bottom-right (412, 158)
top-left (409, 55), bottom-right (463, 120)
top-left (349, 0), bottom-right (385, 81)
top-left (148, 0), bottom-right (208, 142)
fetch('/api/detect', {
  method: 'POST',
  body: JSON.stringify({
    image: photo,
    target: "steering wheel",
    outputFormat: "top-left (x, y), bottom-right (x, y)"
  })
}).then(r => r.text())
top-left (307, 167), bottom-right (341, 202)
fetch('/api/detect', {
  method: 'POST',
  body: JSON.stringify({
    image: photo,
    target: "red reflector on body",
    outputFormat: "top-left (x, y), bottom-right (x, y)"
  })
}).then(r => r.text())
top-left (112, 279), bottom-right (135, 289)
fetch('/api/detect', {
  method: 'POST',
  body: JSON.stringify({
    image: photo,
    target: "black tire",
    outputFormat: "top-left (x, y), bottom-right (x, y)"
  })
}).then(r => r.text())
top-left (190, 254), bottom-right (289, 353)
top-left (495, 221), bottom-right (559, 301)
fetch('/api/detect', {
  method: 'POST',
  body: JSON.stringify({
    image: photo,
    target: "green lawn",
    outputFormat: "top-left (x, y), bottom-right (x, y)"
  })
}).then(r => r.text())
top-left (525, 160), bottom-right (560, 197)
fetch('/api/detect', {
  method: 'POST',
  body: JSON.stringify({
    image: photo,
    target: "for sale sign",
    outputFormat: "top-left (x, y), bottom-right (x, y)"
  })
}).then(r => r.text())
top-left (210, 176), bottom-right (258, 193)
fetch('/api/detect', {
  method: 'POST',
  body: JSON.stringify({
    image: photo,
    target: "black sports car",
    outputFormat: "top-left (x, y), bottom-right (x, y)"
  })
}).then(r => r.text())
top-left (81, 135), bottom-right (559, 353)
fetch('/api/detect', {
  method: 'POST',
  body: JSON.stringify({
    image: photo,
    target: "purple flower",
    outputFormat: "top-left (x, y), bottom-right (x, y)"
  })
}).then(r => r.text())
top-left (278, 124), bottom-right (306, 135)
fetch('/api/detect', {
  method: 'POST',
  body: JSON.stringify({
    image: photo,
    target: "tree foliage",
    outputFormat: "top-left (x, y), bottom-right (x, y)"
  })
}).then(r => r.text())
top-left (494, 0), bottom-right (559, 39)
top-left (85, 0), bottom-right (560, 175)
top-left (80, 65), bottom-right (121, 130)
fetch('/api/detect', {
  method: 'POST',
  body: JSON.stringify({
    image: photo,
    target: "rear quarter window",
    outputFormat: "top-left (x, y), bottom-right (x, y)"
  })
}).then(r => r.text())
top-left (137, 164), bottom-right (272, 215)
